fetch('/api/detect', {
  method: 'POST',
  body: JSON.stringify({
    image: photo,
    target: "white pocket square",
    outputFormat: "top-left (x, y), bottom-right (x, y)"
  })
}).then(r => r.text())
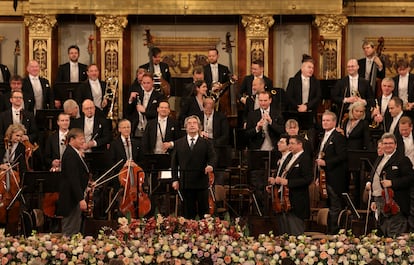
top-left (294, 164), bottom-right (299, 167)
top-left (392, 166), bottom-right (398, 170)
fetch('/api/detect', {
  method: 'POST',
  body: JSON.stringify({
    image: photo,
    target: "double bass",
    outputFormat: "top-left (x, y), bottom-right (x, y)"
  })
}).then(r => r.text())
top-left (144, 29), bottom-right (170, 97)
top-left (119, 162), bottom-right (151, 218)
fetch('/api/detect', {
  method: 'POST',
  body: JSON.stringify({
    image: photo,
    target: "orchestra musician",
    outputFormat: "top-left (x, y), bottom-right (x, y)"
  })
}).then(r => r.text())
top-left (386, 96), bottom-right (404, 137)
top-left (126, 73), bottom-right (164, 144)
top-left (63, 99), bottom-right (81, 120)
top-left (128, 67), bottom-right (147, 96)
top-left (55, 45), bottom-right (88, 83)
top-left (316, 111), bottom-right (347, 234)
top-left (0, 123), bottom-right (27, 174)
top-left (142, 100), bottom-right (180, 155)
top-left (0, 90), bottom-right (39, 151)
top-left (273, 135), bottom-right (313, 235)
top-left (178, 80), bottom-right (208, 127)
top-left (358, 40), bottom-right (385, 94)
top-left (285, 55), bottom-right (321, 116)
top-left (44, 113), bottom-right (70, 171)
top-left (199, 97), bottom-right (230, 147)
top-left (55, 128), bottom-right (90, 236)
top-left (203, 48), bottom-right (231, 91)
top-left (365, 133), bottom-right (413, 237)
top-left (396, 116), bottom-right (414, 166)
top-left (242, 77), bottom-right (266, 128)
top-left (108, 119), bottom-right (143, 188)
top-left (285, 119), bottom-right (314, 158)
top-left (171, 115), bottom-right (217, 219)
top-left (182, 66), bottom-right (204, 98)
top-left (22, 60), bottom-right (56, 112)
top-left (71, 99), bottom-right (112, 152)
top-left (332, 59), bottom-right (373, 120)
top-left (370, 78), bottom-right (395, 132)
top-left (245, 91), bottom-right (285, 211)
top-left (0, 75), bottom-right (23, 112)
top-left (139, 47), bottom-right (171, 86)
top-left (0, 63), bottom-right (11, 84)
top-left (76, 64), bottom-right (107, 113)
top-left (392, 59), bottom-right (414, 110)
top-left (238, 60), bottom-right (273, 104)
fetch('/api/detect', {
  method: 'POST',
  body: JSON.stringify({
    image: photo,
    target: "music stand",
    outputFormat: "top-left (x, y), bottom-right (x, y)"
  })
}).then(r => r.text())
top-left (282, 111), bottom-right (314, 131)
top-left (347, 150), bottom-right (377, 172)
top-left (22, 171), bottom-right (61, 194)
top-left (54, 82), bottom-right (81, 102)
top-left (35, 109), bottom-right (63, 131)
top-left (342, 193), bottom-right (361, 219)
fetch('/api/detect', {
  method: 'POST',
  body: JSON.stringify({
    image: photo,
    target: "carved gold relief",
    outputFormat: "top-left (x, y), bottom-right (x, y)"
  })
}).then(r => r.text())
top-left (95, 15), bottom-right (128, 36)
top-left (33, 39), bottom-right (48, 77)
top-left (313, 14), bottom-right (348, 35)
top-left (149, 36), bottom-right (221, 78)
top-left (251, 39), bottom-right (265, 62)
top-left (104, 40), bottom-right (119, 79)
top-left (24, 15), bottom-right (57, 35)
top-left (241, 15), bottom-right (274, 38)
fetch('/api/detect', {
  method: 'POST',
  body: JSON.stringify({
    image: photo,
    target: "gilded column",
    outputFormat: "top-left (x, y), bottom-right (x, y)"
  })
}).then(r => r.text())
top-left (241, 15), bottom-right (274, 75)
top-left (24, 14), bottom-right (57, 80)
top-left (95, 15), bottom-right (128, 121)
top-left (313, 14), bottom-right (348, 79)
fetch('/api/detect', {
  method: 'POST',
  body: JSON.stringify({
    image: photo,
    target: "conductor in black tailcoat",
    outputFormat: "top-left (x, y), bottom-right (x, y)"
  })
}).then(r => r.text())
top-left (56, 128), bottom-right (89, 236)
top-left (171, 115), bottom-right (217, 219)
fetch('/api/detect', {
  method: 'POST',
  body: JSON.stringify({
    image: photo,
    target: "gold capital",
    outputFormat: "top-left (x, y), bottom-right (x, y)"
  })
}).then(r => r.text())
top-left (242, 15), bottom-right (274, 38)
top-left (313, 14), bottom-right (348, 35)
top-left (95, 15), bottom-right (128, 36)
top-left (24, 14), bottom-right (57, 35)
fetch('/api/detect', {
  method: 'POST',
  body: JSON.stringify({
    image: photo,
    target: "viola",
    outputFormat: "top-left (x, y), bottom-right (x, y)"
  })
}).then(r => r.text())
top-left (22, 139), bottom-right (39, 172)
top-left (381, 172), bottom-right (400, 215)
top-left (119, 162), bottom-right (151, 218)
top-left (0, 165), bottom-right (21, 224)
top-left (272, 170), bottom-right (291, 213)
top-left (84, 173), bottom-right (95, 218)
top-left (208, 172), bottom-right (215, 215)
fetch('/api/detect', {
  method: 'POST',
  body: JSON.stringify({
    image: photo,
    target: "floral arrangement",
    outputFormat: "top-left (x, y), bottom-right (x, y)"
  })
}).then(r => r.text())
top-left (0, 214), bottom-right (413, 264)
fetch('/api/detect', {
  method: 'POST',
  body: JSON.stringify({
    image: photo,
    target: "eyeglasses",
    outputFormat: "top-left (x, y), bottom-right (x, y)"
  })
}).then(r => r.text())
top-left (12, 96), bottom-right (23, 99)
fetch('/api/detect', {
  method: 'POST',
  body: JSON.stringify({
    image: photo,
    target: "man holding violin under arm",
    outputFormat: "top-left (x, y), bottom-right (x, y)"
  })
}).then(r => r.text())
top-left (365, 133), bottom-right (414, 237)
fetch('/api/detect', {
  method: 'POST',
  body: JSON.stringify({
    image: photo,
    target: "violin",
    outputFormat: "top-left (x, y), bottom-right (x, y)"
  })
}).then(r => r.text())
top-left (272, 170), bottom-right (291, 213)
top-left (381, 172), bottom-right (400, 215)
top-left (208, 171), bottom-right (215, 215)
top-left (0, 163), bottom-right (21, 224)
top-left (317, 152), bottom-right (328, 200)
top-left (119, 162), bottom-right (151, 218)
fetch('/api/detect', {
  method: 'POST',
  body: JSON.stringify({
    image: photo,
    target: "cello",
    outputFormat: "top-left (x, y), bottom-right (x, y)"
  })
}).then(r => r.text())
top-left (119, 161), bottom-right (151, 218)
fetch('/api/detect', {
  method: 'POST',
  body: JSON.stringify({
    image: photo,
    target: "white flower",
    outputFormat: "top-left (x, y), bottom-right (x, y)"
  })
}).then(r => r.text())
top-left (0, 248), bottom-right (8, 254)
top-left (107, 251), bottom-right (115, 259)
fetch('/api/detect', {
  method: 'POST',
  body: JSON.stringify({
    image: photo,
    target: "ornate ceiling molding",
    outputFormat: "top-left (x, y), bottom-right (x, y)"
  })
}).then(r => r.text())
top-left (24, 14), bottom-right (57, 35)
top-left (314, 14), bottom-right (348, 35)
top-left (241, 15), bottom-right (275, 38)
top-left (95, 15), bottom-right (128, 36)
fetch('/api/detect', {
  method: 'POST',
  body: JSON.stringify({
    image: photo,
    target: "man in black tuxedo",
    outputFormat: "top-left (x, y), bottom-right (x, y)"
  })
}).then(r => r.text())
top-left (0, 90), bottom-right (39, 148)
top-left (126, 73), bottom-right (165, 143)
top-left (396, 116), bottom-right (414, 164)
top-left (44, 112), bottom-right (70, 171)
top-left (238, 60), bottom-right (273, 103)
top-left (56, 45), bottom-right (88, 83)
top-left (0, 63), bottom-right (11, 84)
top-left (273, 135), bottom-right (313, 235)
top-left (199, 97), bottom-right (229, 147)
top-left (286, 58), bottom-right (321, 115)
top-left (316, 111), bottom-right (348, 234)
top-left (142, 100), bottom-right (180, 155)
top-left (139, 47), bottom-right (171, 87)
top-left (385, 96), bottom-right (404, 137)
top-left (358, 40), bottom-right (385, 95)
top-left (203, 48), bottom-right (231, 91)
top-left (332, 59), bottom-right (373, 120)
top-left (245, 91), bottom-right (285, 212)
top-left (76, 64), bottom-right (107, 113)
top-left (71, 99), bottom-right (112, 152)
top-left (22, 60), bottom-right (56, 112)
top-left (56, 128), bottom-right (90, 236)
top-left (366, 133), bottom-right (413, 237)
top-left (171, 115), bottom-right (216, 219)
top-left (0, 75), bottom-right (23, 112)
top-left (181, 66), bottom-right (204, 98)
top-left (371, 78), bottom-right (395, 133)
top-left (393, 59), bottom-right (414, 110)
top-left (245, 91), bottom-right (285, 151)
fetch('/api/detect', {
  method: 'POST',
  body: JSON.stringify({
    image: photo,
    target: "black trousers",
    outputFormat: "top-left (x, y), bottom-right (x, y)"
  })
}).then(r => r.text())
top-left (182, 188), bottom-right (209, 219)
